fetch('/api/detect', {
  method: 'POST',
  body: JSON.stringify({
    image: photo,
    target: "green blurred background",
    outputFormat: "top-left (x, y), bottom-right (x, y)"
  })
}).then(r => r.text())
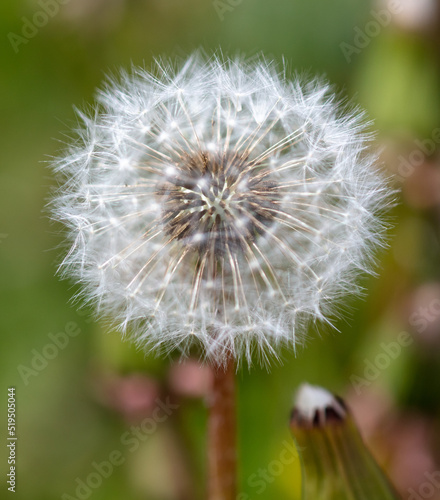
top-left (1, 0), bottom-right (440, 499)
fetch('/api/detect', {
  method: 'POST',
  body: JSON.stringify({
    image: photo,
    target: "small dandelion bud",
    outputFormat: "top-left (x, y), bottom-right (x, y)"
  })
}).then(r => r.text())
top-left (290, 384), bottom-right (400, 499)
top-left (51, 54), bottom-right (392, 366)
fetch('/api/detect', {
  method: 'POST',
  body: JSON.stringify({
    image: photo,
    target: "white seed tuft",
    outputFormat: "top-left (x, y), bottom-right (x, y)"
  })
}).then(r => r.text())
top-left (51, 54), bottom-right (393, 367)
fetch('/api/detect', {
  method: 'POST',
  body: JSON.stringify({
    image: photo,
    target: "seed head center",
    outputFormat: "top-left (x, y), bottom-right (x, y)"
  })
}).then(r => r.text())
top-left (157, 151), bottom-right (279, 256)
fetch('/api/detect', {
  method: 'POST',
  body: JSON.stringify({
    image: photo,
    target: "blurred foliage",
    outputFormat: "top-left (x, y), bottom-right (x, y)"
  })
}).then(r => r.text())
top-left (1, 0), bottom-right (440, 499)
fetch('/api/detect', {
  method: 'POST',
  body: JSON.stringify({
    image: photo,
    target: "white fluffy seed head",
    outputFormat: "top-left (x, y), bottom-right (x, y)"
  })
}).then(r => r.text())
top-left (51, 54), bottom-right (393, 367)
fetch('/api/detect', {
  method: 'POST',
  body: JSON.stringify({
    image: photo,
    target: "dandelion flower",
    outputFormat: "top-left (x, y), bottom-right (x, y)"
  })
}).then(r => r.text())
top-left (52, 54), bottom-right (391, 366)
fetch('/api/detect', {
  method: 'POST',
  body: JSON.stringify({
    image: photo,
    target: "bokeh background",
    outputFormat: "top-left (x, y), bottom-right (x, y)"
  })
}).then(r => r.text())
top-left (1, 0), bottom-right (440, 499)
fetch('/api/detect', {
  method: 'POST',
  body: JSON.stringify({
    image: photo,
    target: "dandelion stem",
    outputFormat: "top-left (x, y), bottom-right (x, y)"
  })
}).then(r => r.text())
top-left (207, 355), bottom-right (237, 500)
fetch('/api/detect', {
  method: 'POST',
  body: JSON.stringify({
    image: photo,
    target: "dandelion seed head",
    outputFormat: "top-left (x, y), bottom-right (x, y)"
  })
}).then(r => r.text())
top-left (157, 151), bottom-right (279, 257)
top-left (51, 53), bottom-right (393, 367)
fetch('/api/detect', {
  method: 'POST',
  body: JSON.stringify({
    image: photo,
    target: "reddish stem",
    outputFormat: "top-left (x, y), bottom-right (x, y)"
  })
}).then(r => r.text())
top-left (207, 356), bottom-right (237, 500)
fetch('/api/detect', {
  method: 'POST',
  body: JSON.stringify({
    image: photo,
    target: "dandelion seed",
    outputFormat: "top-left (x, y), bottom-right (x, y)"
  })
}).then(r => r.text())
top-left (51, 54), bottom-right (392, 366)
